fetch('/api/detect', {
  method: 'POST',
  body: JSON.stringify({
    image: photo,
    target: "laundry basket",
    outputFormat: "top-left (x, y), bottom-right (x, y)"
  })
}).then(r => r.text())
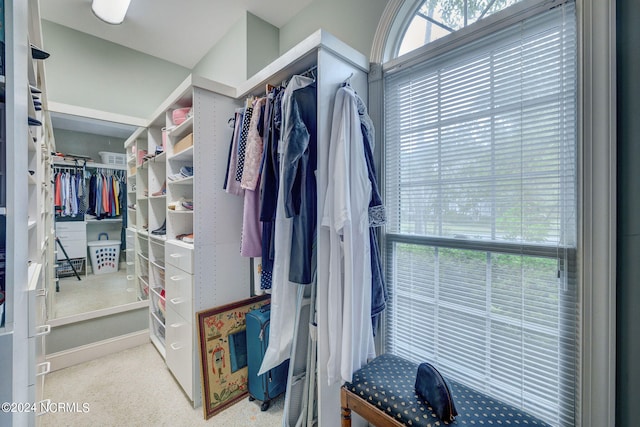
top-left (88, 233), bottom-right (121, 275)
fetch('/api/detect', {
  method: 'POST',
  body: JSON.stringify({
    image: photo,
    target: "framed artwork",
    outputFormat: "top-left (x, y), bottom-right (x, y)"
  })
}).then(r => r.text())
top-left (197, 294), bottom-right (270, 419)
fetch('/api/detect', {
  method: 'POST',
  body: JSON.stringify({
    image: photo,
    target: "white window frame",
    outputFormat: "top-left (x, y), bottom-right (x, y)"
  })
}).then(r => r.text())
top-left (368, 0), bottom-right (616, 426)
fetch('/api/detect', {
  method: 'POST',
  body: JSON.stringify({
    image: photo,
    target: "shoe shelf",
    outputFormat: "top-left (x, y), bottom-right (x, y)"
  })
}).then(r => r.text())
top-left (149, 234), bottom-right (167, 243)
top-left (167, 176), bottom-right (193, 185)
top-left (154, 151), bottom-right (167, 163)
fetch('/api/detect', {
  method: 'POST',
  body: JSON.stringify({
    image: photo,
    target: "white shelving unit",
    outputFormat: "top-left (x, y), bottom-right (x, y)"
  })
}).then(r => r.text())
top-left (124, 128), bottom-right (145, 301)
top-left (123, 75), bottom-right (250, 408)
top-left (1, 0), bottom-right (54, 424)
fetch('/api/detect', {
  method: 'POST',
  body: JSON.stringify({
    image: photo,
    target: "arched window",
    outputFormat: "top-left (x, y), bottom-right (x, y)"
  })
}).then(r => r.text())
top-left (377, 1), bottom-right (579, 426)
top-left (396, 0), bottom-right (525, 56)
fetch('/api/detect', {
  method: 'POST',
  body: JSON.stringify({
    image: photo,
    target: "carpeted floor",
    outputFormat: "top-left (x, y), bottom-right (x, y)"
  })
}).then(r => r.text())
top-left (41, 343), bottom-right (284, 426)
top-left (53, 270), bottom-right (138, 319)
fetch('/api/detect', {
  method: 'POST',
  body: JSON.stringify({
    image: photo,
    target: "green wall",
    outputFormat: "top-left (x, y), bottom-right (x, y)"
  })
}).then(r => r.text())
top-left (193, 12), bottom-right (279, 86)
top-left (247, 13), bottom-right (280, 78)
top-left (616, 0), bottom-right (640, 424)
top-left (42, 20), bottom-right (190, 119)
top-left (192, 14), bottom-right (247, 87)
top-left (53, 128), bottom-right (126, 164)
top-left (278, 0), bottom-right (388, 57)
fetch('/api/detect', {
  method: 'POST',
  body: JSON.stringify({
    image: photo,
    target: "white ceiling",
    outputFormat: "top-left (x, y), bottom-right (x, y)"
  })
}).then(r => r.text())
top-left (40, 0), bottom-right (313, 69)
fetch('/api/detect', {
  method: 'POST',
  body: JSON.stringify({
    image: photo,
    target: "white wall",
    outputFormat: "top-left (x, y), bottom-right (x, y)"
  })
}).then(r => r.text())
top-left (42, 20), bottom-right (190, 120)
top-left (278, 0), bottom-right (388, 57)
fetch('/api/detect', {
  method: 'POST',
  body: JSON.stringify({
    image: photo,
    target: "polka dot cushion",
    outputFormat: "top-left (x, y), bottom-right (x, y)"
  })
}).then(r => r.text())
top-left (344, 354), bottom-right (551, 427)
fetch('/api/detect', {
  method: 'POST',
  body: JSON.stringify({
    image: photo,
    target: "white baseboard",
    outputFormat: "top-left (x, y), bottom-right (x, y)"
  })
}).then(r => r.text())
top-left (46, 330), bottom-right (150, 372)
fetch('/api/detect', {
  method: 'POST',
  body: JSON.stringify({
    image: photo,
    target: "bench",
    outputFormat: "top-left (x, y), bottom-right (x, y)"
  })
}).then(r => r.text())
top-left (341, 353), bottom-right (551, 427)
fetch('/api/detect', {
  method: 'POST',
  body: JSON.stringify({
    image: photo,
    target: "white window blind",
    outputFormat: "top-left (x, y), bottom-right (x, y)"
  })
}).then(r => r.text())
top-left (384, 2), bottom-right (577, 426)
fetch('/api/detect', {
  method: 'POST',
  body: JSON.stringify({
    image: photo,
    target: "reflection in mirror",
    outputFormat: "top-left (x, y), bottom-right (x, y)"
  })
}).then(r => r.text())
top-left (49, 112), bottom-right (140, 320)
top-left (228, 329), bottom-right (248, 373)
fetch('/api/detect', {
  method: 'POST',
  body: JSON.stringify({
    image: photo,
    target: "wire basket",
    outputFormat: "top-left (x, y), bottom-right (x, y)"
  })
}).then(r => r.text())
top-left (56, 258), bottom-right (85, 277)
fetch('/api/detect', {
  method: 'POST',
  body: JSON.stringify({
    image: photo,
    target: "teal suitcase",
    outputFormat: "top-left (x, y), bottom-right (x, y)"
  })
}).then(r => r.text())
top-left (246, 304), bottom-right (289, 411)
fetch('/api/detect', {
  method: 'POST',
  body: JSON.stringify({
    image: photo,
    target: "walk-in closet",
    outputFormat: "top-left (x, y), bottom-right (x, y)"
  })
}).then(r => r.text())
top-left (0, 0), bottom-right (628, 426)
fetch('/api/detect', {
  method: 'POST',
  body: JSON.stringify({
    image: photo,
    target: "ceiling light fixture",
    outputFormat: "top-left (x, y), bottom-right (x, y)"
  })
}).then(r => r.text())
top-left (91, 0), bottom-right (131, 25)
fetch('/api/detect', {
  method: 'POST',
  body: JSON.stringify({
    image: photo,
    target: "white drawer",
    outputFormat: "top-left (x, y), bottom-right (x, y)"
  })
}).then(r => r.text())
top-left (165, 263), bottom-right (193, 323)
top-left (55, 222), bottom-right (86, 233)
top-left (165, 240), bottom-right (193, 274)
top-left (55, 238), bottom-right (87, 260)
top-left (165, 307), bottom-right (193, 400)
top-left (56, 230), bottom-right (86, 242)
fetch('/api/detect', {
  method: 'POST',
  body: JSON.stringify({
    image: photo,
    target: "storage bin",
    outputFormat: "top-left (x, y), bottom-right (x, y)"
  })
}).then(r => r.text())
top-left (56, 258), bottom-right (85, 277)
top-left (98, 151), bottom-right (126, 166)
top-left (151, 261), bottom-right (165, 288)
top-left (151, 313), bottom-right (166, 345)
top-left (88, 233), bottom-right (121, 275)
top-left (173, 132), bottom-right (193, 155)
top-left (172, 107), bottom-right (192, 126)
top-left (137, 149), bottom-right (147, 166)
top-left (151, 287), bottom-right (166, 323)
top-left (139, 275), bottom-right (149, 300)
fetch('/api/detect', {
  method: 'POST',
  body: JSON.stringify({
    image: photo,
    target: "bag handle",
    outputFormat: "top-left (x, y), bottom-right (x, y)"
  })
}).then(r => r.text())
top-left (98, 232), bottom-right (109, 241)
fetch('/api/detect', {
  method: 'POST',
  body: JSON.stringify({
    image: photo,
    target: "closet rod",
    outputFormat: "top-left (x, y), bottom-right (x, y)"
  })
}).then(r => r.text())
top-left (52, 160), bottom-right (127, 172)
top-left (283, 65), bottom-right (317, 88)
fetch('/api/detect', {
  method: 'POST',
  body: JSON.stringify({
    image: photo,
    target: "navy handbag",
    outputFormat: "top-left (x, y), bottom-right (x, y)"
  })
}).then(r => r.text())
top-left (415, 362), bottom-right (459, 422)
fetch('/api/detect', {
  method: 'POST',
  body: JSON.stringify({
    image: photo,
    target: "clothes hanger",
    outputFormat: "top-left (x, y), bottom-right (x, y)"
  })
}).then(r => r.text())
top-left (343, 72), bottom-right (354, 87)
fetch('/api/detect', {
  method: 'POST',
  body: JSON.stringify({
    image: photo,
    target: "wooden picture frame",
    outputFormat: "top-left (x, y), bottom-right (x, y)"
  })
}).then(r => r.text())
top-left (197, 294), bottom-right (270, 419)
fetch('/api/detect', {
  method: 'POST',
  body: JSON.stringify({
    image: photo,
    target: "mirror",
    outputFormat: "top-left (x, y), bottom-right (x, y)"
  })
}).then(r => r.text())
top-left (49, 111), bottom-right (142, 320)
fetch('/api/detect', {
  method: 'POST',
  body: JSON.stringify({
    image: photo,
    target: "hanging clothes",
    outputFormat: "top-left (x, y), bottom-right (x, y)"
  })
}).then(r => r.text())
top-left (240, 98), bottom-right (268, 257)
top-left (224, 109), bottom-right (246, 197)
top-left (88, 174), bottom-right (97, 216)
top-left (260, 88), bottom-right (284, 291)
top-left (235, 101), bottom-right (254, 182)
top-left (322, 84), bottom-right (375, 385)
top-left (241, 97), bottom-right (267, 191)
top-left (84, 169), bottom-right (126, 219)
top-left (54, 173), bottom-right (62, 214)
top-left (282, 83), bottom-right (317, 285)
top-left (53, 169), bottom-right (85, 218)
top-left (258, 75), bottom-right (316, 376)
top-left (353, 89), bottom-right (388, 333)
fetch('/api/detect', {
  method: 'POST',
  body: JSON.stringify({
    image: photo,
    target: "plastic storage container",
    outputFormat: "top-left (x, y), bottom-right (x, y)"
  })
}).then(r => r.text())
top-left (88, 233), bottom-right (120, 275)
top-left (98, 151), bottom-right (126, 166)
